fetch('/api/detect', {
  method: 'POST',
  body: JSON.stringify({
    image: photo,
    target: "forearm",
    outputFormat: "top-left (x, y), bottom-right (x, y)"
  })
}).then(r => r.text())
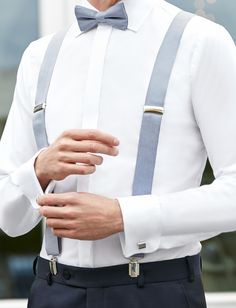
top-left (118, 173), bottom-right (236, 257)
top-left (0, 41), bottom-right (51, 236)
top-left (159, 176), bottom-right (236, 237)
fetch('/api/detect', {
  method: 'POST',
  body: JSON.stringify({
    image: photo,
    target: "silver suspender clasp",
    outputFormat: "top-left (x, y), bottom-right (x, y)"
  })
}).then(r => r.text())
top-left (144, 106), bottom-right (164, 115)
top-left (128, 253), bottom-right (144, 278)
top-left (129, 257), bottom-right (140, 278)
top-left (49, 256), bottom-right (58, 275)
top-left (34, 102), bottom-right (47, 113)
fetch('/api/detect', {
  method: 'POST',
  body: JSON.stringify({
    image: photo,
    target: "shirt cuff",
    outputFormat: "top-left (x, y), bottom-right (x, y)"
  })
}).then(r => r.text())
top-left (118, 195), bottom-right (162, 258)
top-left (10, 150), bottom-right (56, 209)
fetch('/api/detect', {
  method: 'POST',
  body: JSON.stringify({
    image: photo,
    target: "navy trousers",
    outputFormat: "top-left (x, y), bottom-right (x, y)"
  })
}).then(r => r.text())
top-left (27, 255), bottom-right (207, 308)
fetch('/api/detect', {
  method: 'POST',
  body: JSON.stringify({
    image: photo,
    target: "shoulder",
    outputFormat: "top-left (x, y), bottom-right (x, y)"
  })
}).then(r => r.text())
top-left (184, 14), bottom-right (236, 69)
top-left (186, 14), bottom-right (233, 47)
top-left (21, 33), bottom-right (55, 72)
top-left (157, 0), bottom-right (181, 17)
top-left (154, 0), bottom-right (234, 46)
top-left (150, 0), bottom-right (182, 28)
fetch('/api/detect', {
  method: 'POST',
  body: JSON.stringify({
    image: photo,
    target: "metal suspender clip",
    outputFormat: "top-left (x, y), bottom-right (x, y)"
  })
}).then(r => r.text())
top-left (129, 257), bottom-right (140, 278)
top-left (49, 256), bottom-right (58, 275)
top-left (144, 106), bottom-right (164, 115)
top-left (128, 254), bottom-right (144, 278)
top-left (34, 102), bottom-right (47, 113)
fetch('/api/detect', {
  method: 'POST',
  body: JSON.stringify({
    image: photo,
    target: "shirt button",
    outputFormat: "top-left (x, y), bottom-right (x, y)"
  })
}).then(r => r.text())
top-left (63, 269), bottom-right (71, 280)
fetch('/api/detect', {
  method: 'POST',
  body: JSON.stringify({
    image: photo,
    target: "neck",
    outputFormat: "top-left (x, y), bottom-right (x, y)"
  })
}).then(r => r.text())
top-left (88, 0), bottom-right (120, 11)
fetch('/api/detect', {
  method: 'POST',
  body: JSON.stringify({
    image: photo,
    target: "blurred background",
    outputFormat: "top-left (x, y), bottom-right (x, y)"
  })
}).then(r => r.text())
top-left (0, 0), bottom-right (236, 305)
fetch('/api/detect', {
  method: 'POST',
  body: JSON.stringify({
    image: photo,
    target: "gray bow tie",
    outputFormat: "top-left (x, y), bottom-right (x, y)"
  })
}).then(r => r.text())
top-left (75, 2), bottom-right (128, 32)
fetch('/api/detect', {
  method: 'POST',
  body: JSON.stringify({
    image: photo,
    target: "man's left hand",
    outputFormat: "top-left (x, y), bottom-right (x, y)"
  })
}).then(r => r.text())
top-left (37, 192), bottom-right (124, 240)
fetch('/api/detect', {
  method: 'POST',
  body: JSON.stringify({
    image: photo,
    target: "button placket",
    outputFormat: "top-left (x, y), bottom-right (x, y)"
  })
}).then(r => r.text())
top-left (77, 25), bottom-right (113, 268)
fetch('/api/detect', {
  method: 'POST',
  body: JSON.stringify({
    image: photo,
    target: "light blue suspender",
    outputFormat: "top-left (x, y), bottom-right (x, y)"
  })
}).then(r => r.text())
top-left (33, 11), bottom-right (193, 272)
top-left (132, 11), bottom-right (193, 195)
top-left (33, 30), bottom-right (68, 261)
top-left (33, 29), bottom-right (68, 150)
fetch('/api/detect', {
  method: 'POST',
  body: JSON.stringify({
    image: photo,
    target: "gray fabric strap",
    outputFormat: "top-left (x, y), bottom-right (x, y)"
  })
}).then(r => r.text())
top-left (132, 11), bottom-right (193, 195)
top-left (33, 29), bottom-right (67, 256)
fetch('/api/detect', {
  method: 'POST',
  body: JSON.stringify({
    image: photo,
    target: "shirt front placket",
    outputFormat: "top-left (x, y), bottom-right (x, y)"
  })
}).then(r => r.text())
top-left (77, 24), bottom-right (112, 267)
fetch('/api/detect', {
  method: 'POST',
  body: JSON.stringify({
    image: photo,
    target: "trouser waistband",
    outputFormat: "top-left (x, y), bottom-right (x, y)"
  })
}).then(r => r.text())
top-left (34, 254), bottom-right (201, 288)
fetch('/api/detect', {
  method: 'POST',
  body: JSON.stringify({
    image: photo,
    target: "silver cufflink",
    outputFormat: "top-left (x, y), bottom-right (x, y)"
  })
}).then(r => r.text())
top-left (137, 242), bottom-right (146, 250)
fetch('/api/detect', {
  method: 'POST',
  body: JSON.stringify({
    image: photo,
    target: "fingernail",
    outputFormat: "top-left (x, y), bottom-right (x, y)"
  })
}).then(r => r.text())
top-left (36, 194), bottom-right (45, 204)
top-left (114, 148), bottom-right (119, 155)
top-left (36, 195), bottom-right (41, 204)
top-left (113, 138), bottom-right (119, 146)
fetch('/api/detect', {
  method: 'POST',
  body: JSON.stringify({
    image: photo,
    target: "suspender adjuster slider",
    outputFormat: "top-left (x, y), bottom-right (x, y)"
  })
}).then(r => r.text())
top-left (34, 102), bottom-right (47, 113)
top-left (144, 106), bottom-right (164, 115)
top-left (49, 256), bottom-right (58, 275)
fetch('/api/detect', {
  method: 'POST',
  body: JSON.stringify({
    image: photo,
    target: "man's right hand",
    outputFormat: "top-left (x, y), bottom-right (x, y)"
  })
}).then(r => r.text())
top-left (34, 129), bottom-right (119, 190)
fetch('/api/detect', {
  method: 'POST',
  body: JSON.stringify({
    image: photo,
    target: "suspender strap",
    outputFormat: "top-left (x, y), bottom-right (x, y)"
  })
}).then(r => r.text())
top-left (33, 29), bottom-right (67, 256)
top-left (33, 29), bottom-right (68, 149)
top-left (132, 11), bottom-right (193, 196)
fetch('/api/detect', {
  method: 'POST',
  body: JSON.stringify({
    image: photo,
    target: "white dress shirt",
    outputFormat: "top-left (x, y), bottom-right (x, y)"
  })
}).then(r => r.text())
top-left (1, 0), bottom-right (236, 268)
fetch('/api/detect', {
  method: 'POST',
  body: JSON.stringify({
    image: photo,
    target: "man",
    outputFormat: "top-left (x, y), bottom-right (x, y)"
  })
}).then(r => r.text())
top-left (1, 0), bottom-right (236, 306)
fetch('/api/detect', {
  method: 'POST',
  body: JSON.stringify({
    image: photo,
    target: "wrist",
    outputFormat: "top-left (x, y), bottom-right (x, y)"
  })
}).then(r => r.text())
top-left (34, 153), bottom-right (51, 191)
top-left (112, 199), bottom-right (124, 233)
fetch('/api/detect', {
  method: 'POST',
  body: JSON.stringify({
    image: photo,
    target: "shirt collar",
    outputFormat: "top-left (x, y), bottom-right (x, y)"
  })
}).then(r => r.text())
top-left (69, 0), bottom-right (158, 37)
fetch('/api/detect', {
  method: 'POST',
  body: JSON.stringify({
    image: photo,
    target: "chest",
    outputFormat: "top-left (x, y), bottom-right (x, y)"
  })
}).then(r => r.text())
top-left (43, 24), bottom-right (197, 148)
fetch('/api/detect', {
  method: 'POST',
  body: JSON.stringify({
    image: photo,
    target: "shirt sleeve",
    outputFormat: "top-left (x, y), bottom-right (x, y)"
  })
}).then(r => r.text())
top-left (0, 40), bottom-right (53, 237)
top-left (118, 22), bottom-right (236, 257)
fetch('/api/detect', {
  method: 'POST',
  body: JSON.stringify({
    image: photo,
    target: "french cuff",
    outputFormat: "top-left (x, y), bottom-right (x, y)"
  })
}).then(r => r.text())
top-left (118, 195), bottom-right (162, 258)
top-left (10, 149), bottom-right (55, 209)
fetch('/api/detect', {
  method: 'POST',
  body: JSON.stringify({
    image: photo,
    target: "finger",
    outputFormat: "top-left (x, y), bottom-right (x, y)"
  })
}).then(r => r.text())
top-left (67, 140), bottom-right (119, 156)
top-left (58, 152), bottom-right (103, 165)
top-left (38, 192), bottom-right (78, 207)
top-left (39, 205), bottom-right (68, 218)
top-left (46, 218), bottom-right (73, 229)
top-left (52, 229), bottom-right (77, 239)
top-left (62, 129), bottom-right (119, 146)
top-left (66, 163), bottom-right (96, 176)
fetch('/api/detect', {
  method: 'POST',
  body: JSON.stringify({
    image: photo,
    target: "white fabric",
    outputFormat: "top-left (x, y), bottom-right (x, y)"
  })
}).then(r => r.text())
top-left (1, 0), bottom-right (236, 267)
